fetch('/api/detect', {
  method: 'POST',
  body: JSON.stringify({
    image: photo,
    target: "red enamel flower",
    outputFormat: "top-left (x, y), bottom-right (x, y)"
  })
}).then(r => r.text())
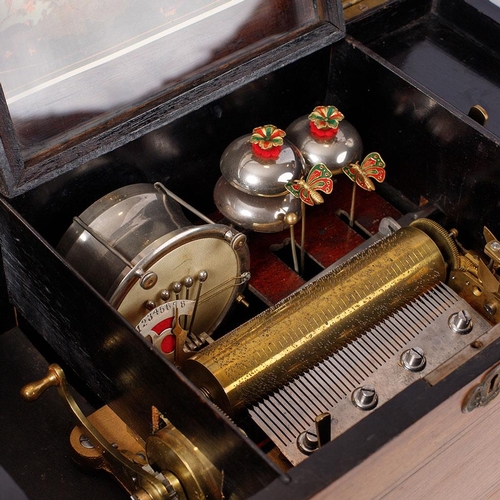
top-left (250, 124), bottom-right (286, 159)
top-left (308, 105), bottom-right (344, 139)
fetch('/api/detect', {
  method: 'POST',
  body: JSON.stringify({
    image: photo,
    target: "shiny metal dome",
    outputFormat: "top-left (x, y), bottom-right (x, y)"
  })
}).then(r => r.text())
top-left (214, 177), bottom-right (301, 233)
top-left (220, 133), bottom-right (305, 197)
top-left (286, 115), bottom-right (363, 172)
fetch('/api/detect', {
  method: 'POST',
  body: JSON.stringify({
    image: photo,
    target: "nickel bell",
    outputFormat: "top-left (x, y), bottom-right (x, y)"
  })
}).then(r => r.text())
top-left (286, 105), bottom-right (363, 172)
top-left (213, 124), bottom-right (305, 233)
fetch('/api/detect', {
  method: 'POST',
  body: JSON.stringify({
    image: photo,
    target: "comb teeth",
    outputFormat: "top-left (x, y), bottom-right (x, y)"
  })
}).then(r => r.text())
top-left (249, 283), bottom-right (483, 463)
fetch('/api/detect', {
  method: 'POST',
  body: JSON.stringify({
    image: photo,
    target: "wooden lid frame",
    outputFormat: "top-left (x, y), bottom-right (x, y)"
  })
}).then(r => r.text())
top-left (0, 0), bottom-right (343, 197)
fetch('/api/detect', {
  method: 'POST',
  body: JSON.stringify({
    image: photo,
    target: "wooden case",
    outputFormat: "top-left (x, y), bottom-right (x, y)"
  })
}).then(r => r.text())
top-left (1, 1), bottom-right (500, 499)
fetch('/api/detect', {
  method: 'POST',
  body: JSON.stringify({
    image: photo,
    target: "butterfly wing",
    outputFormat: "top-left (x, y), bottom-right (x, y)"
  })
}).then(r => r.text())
top-left (285, 181), bottom-right (314, 206)
top-left (300, 190), bottom-right (314, 206)
top-left (285, 180), bottom-right (302, 198)
top-left (361, 152), bottom-right (386, 184)
top-left (307, 164), bottom-right (334, 195)
top-left (342, 164), bottom-right (359, 184)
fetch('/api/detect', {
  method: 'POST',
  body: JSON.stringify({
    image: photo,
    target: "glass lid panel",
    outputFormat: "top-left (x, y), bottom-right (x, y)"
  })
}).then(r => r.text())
top-left (0, 0), bottom-right (320, 157)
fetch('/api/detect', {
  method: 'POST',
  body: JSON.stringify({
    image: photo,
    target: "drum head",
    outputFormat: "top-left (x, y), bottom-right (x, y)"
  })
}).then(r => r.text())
top-left (111, 225), bottom-right (249, 336)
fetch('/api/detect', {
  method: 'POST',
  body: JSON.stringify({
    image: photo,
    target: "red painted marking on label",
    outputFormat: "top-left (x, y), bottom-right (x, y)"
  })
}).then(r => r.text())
top-left (152, 317), bottom-right (173, 335)
top-left (161, 335), bottom-right (176, 354)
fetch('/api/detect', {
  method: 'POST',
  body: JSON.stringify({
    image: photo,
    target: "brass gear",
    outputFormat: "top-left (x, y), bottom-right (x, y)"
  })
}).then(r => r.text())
top-left (410, 218), bottom-right (460, 270)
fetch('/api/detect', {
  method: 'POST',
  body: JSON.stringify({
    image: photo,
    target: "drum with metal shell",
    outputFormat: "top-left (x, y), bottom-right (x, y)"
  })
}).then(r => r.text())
top-left (58, 183), bottom-right (250, 363)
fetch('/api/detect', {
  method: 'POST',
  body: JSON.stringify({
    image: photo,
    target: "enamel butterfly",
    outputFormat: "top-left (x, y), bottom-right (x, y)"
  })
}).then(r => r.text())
top-left (342, 152), bottom-right (386, 191)
top-left (285, 163), bottom-right (333, 206)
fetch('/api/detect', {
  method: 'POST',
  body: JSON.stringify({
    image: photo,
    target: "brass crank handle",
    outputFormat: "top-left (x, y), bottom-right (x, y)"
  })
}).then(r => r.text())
top-left (21, 364), bottom-right (172, 500)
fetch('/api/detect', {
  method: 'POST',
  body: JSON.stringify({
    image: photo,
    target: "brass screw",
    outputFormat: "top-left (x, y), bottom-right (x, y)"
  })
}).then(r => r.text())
top-left (236, 295), bottom-right (250, 308)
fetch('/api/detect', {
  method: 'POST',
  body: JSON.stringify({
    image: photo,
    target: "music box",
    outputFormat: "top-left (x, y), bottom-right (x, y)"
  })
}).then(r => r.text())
top-left (1, 1), bottom-right (500, 499)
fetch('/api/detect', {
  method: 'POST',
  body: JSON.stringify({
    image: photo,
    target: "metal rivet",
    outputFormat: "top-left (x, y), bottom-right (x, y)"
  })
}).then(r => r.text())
top-left (352, 385), bottom-right (378, 410)
top-left (230, 232), bottom-right (247, 250)
top-left (140, 272), bottom-right (158, 290)
top-left (491, 241), bottom-right (500, 252)
top-left (400, 347), bottom-right (426, 372)
top-left (448, 310), bottom-right (473, 334)
top-left (145, 300), bottom-right (156, 311)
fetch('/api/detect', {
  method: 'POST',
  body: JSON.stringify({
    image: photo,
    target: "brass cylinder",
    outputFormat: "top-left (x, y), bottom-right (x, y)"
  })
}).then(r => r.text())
top-left (184, 226), bottom-right (446, 415)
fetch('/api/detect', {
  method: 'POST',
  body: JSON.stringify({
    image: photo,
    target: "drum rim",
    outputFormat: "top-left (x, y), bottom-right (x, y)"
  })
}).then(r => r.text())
top-left (77, 183), bottom-right (163, 222)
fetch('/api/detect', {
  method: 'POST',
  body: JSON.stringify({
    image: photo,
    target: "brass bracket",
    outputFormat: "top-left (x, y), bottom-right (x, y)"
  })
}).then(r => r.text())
top-left (448, 268), bottom-right (500, 324)
top-left (462, 363), bottom-right (500, 413)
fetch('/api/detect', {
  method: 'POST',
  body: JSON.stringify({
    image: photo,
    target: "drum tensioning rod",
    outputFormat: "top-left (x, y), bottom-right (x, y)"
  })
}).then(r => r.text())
top-left (73, 216), bottom-right (134, 269)
top-left (154, 182), bottom-right (215, 225)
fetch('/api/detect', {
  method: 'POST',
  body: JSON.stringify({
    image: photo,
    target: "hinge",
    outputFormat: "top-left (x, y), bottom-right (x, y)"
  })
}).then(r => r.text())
top-left (343, 0), bottom-right (393, 21)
